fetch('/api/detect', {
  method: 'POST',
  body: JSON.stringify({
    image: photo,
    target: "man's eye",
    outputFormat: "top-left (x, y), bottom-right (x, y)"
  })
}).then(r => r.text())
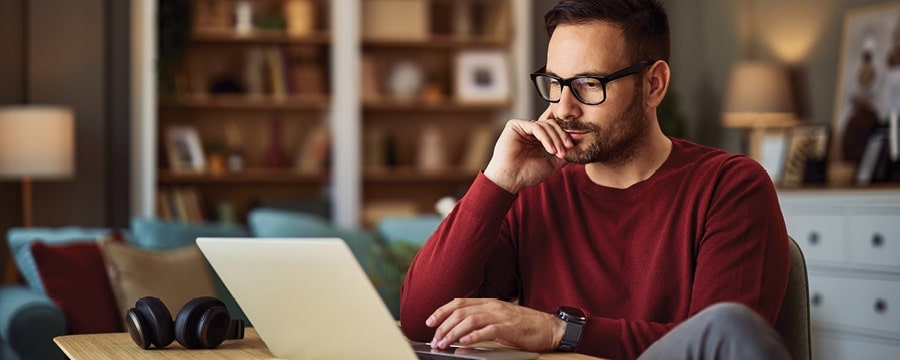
top-left (576, 79), bottom-right (602, 91)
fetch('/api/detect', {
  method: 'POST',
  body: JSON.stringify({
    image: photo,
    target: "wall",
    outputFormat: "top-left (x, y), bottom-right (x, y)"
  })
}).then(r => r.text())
top-left (665, 0), bottom-right (895, 151)
top-left (0, 0), bottom-right (130, 283)
top-left (531, 0), bottom-right (893, 153)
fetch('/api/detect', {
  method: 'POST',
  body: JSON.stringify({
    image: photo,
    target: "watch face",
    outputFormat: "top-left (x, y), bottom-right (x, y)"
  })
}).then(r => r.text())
top-left (558, 306), bottom-right (587, 322)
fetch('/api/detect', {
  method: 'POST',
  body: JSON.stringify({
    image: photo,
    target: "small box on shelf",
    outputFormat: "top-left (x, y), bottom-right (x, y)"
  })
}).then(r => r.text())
top-left (363, 0), bottom-right (429, 41)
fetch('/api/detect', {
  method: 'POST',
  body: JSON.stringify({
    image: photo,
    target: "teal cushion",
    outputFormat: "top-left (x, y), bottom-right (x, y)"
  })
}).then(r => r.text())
top-left (247, 208), bottom-right (335, 238)
top-left (375, 215), bottom-right (443, 245)
top-left (7, 227), bottom-right (113, 295)
top-left (129, 217), bottom-right (248, 250)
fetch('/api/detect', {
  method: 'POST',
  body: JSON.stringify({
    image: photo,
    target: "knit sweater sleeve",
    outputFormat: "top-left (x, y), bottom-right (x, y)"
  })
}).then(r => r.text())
top-left (399, 172), bottom-right (520, 341)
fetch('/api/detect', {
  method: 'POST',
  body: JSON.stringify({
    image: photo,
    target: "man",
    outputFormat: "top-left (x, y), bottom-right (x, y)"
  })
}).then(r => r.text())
top-left (399, 1), bottom-right (791, 359)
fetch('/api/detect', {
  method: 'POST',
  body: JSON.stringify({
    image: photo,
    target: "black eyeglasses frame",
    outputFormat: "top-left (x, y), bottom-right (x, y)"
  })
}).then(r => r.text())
top-left (529, 60), bottom-right (654, 105)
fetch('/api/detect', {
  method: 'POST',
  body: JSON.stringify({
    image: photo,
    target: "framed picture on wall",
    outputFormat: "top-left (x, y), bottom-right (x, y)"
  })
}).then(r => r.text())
top-left (165, 125), bottom-right (206, 173)
top-left (454, 50), bottom-right (510, 104)
top-left (832, 1), bottom-right (900, 165)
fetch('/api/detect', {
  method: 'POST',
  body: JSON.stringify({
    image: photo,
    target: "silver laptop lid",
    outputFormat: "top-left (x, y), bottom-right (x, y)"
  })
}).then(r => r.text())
top-left (197, 237), bottom-right (417, 360)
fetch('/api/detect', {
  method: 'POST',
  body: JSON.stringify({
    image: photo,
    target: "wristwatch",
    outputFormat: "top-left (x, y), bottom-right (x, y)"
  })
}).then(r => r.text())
top-left (556, 306), bottom-right (587, 352)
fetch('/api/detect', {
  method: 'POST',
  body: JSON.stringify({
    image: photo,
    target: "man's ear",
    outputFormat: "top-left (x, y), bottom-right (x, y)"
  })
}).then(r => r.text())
top-left (645, 60), bottom-right (670, 108)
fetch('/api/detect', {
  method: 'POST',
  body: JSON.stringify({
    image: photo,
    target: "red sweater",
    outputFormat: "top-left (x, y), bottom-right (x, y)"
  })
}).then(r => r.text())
top-left (399, 138), bottom-right (790, 359)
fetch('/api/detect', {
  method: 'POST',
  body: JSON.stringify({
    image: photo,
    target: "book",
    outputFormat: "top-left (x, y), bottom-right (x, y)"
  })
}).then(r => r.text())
top-left (265, 46), bottom-right (289, 99)
top-left (296, 123), bottom-right (331, 172)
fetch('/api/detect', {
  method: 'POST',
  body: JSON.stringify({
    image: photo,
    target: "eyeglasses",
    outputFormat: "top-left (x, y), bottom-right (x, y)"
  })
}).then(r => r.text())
top-left (530, 60), bottom-right (653, 105)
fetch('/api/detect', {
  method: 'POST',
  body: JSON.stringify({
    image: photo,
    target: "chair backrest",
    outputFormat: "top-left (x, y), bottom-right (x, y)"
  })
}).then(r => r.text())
top-left (774, 237), bottom-right (811, 360)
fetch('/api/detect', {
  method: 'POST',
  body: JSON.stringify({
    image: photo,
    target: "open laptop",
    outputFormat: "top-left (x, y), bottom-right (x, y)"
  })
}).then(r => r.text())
top-left (196, 237), bottom-right (539, 360)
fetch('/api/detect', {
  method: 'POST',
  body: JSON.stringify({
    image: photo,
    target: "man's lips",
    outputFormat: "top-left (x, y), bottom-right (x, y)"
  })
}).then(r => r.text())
top-left (564, 129), bottom-right (589, 141)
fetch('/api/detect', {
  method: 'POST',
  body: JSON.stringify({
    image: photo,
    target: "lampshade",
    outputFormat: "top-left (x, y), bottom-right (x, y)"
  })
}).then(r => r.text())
top-left (722, 61), bottom-right (798, 128)
top-left (0, 106), bottom-right (75, 179)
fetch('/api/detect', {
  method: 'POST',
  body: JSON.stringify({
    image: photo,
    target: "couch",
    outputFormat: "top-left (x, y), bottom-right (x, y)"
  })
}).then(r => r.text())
top-left (0, 209), bottom-right (441, 360)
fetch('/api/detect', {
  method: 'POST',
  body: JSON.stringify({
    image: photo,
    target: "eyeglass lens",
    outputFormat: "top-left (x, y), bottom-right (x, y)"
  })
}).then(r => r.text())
top-left (534, 76), bottom-right (606, 104)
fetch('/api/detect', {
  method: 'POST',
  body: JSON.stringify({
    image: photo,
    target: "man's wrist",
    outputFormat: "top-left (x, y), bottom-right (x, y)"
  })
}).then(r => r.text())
top-left (482, 168), bottom-right (520, 194)
top-left (552, 317), bottom-right (567, 350)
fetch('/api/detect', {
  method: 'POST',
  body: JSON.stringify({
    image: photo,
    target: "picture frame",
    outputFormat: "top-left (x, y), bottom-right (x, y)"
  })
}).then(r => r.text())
top-left (454, 50), bottom-right (510, 104)
top-left (165, 125), bottom-right (206, 173)
top-left (782, 125), bottom-right (830, 187)
top-left (831, 1), bottom-right (900, 164)
top-left (755, 129), bottom-right (790, 185)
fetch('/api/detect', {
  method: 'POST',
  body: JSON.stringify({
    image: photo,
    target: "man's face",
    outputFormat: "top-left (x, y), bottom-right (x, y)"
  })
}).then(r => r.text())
top-left (545, 22), bottom-right (650, 166)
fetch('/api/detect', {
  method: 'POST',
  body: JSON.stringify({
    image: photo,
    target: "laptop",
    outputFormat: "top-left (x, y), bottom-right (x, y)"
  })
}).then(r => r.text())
top-left (196, 237), bottom-right (539, 360)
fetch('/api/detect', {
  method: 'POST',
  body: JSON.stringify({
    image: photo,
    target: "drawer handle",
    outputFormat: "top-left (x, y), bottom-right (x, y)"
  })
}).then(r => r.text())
top-left (874, 298), bottom-right (888, 314)
top-left (874, 299), bottom-right (887, 314)
top-left (808, 232), bottom-right (820, 245)
top-left (811, 292), bottom-right (822, 307)
top-left (872, 233), bottom-right (884, 248)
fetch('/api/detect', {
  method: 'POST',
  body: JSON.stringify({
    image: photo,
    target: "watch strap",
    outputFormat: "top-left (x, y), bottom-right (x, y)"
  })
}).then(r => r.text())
top-left (556, 306), bottom-right (586, 352)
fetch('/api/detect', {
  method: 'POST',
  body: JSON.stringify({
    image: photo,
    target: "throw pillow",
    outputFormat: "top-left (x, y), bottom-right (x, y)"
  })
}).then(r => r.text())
top-left (7, 227), bottom-right (123, 295)
top-left (30, 241), bottom-right (123, 334)
top-left (100, 241), bottom-right (217, 319)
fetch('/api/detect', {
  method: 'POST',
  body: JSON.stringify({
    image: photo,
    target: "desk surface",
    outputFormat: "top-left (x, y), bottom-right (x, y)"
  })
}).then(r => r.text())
top-left (54, 328), bottom-right (600, 359)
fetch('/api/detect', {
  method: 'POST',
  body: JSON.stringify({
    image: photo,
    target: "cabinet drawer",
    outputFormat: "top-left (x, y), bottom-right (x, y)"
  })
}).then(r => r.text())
top-left (848, 214), bottom-right (900, 269)
top-left (785, 214), bottom-right (846, 263)
top-left (812, 329), bottom-right (900, 360)
top-left (809, 275), bottom-right (900, 335)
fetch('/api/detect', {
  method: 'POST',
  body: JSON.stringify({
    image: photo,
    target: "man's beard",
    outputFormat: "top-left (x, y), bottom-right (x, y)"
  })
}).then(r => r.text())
top-left (558, 85), bottom-right (650, 166)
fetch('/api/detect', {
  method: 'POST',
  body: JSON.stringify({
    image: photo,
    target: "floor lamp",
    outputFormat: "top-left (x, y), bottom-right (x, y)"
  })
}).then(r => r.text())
top-left (0, 105), bottom-right (75, 283)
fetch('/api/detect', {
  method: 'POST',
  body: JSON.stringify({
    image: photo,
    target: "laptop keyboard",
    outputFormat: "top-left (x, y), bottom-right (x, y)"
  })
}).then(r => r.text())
top-left (416, 352), bottom-right (473, 360)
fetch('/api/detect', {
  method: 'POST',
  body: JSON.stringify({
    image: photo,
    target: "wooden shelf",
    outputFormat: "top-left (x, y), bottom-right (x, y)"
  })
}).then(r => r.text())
top-left (363, 99), bottom-right (510, 112)
top-left (364, 167), bottom-right (479, 183)
top-left (158, 168), bottom-right (328, 184)
top-left (363, 35), bottom-right (508, 50)
top-left (159, 94), bottom-right (330, 111)
top-left (192, 30), bottom-right (331, 45)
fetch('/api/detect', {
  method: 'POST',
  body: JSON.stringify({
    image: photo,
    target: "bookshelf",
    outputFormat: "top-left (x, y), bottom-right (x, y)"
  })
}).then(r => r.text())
top-left (143, 0), bottom-right (532, 228)
top-left (155, 0), bottom-right (332, 224)
top-left (359, 0), bottom-right (518, 226)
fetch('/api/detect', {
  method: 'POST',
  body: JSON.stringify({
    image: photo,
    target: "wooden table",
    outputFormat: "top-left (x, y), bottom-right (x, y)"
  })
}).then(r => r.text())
top-left (55, 328), bottom-right (600, 359)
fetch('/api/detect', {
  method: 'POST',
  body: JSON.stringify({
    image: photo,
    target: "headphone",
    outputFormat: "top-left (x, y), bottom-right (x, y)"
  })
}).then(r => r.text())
top-left (125, 296), bottom-right (245, 350)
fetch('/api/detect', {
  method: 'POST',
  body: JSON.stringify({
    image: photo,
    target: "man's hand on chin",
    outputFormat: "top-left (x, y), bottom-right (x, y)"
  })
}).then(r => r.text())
top-left (425, 298), bottom-right (565, 352)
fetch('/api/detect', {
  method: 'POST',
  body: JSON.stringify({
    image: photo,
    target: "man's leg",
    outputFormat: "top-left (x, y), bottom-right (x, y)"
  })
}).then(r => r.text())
top-left (638, 302), bottom-right (791, 360)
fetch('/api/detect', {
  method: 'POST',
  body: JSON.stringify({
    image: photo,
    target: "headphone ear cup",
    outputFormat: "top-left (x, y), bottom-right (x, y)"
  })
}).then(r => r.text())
top-left (196, 306), bottom-right (231, 348)
top-left (125, 308), bottom-right (152, 349)
top-left (174, 296), bottom-right (229, 349)
top-left (129, 297), bottom-right (175, 349)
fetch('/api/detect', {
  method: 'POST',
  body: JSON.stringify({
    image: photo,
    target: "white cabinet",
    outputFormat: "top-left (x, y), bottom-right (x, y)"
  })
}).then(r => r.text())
top-left (779, 189), bottom-right (900, 360)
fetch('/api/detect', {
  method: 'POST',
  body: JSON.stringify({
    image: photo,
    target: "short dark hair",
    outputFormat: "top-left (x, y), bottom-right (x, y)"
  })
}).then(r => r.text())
top-left (545, 0), bottom-right (670, 64)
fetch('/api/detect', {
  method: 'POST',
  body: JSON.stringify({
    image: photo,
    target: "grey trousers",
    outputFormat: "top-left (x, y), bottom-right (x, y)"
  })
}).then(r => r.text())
top-left (638, 303), bottom-right (792, 360)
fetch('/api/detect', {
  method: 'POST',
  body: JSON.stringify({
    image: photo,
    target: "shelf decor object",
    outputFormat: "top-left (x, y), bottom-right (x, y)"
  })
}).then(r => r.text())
top-left (454, 49), bottom-right (510, 104)
top-left (362, 0), bottom-right (428, 40)
top-left (164, 125), bottom-right (206, 173)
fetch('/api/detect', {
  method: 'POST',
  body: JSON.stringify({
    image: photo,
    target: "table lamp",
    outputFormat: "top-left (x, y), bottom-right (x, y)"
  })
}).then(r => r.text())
top-left (0, 105), bottom-right (74, 283)
top-left (722, 61), bottom-right (799, 161)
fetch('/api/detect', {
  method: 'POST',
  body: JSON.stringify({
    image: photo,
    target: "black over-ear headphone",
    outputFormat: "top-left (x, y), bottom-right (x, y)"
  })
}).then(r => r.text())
top-left (125, 296), bottom-right (245, 349)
